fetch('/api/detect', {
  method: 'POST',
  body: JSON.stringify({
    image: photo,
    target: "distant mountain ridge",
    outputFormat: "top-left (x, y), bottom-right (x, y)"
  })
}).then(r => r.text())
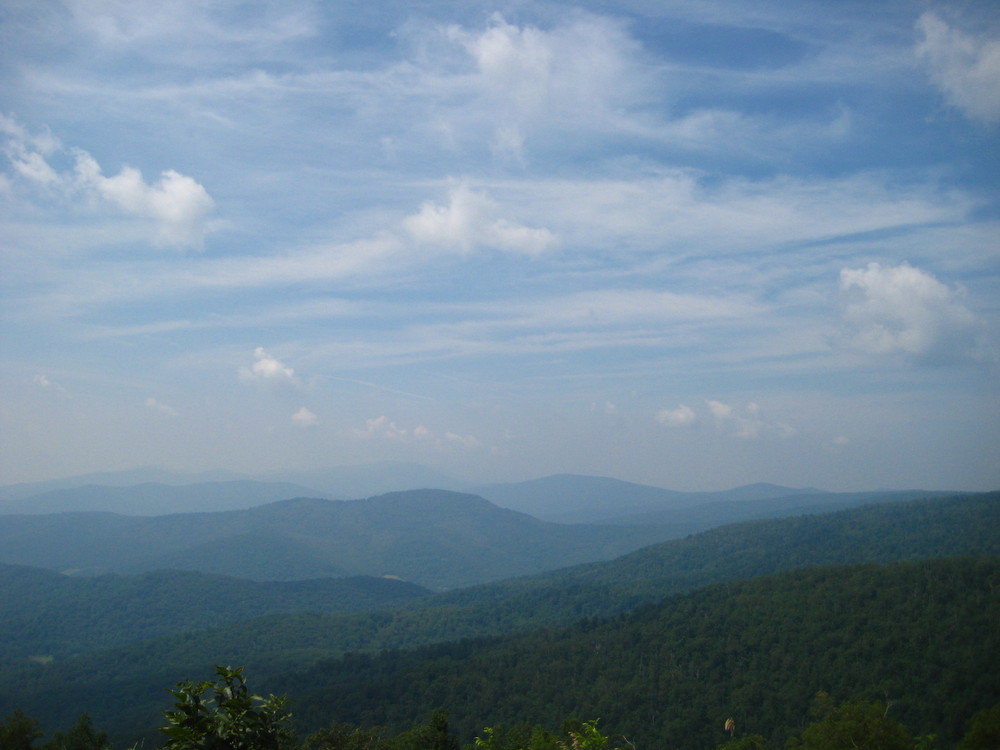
top-left (0, 462), bottom-right (465, 509)
top-left (1, 465), bottom-right (956, 527)
top-left (0, 480), bottom-right (321, 515)
top-left (0, 490), bottom-right (687, 589)
top-left (474, 473), bottom-right (937, 525)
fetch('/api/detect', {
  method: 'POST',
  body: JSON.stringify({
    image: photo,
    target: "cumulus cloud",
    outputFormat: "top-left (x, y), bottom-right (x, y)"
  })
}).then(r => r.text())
top-left (916, 13), bottom-right (1000, 124)
top-left (1, 117), bottom-right (215, 248)
top-left (291, 407), bottom-right (318, 427)
top-left (837, 262), bottom-right (980, 362)
top-left (444, 13), bottom-right (640, 161)
top-left (144, 397), bottom-right (178, 416)
top-left (706, 400), bottom-right (795, 440)
top-left (656, 404), bottom-right (697, 428)
top-left (239, 347), bottom-right (297, 383)
top-left (74, 153), bottom-right (215, 247)
top-left (402, 183), bottom-right (557, 256)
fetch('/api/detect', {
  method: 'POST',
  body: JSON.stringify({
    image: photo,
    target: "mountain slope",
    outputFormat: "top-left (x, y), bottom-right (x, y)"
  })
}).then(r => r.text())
top-left (280, 557), bottom-right (1000, 749)
top-left (1, 491), bottom-right (994, 744)
top-left (0, 490), bottom-right (683, 589)
top-left (5, 557), bottom-right (997, 747)
top-left (135, 490), bottom-right (996, 662)
top-left (0, 564), bottom-right (429, 658)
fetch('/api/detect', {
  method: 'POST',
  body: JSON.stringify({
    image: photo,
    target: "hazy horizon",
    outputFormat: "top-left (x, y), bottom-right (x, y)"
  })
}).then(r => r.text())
top-left (2, 1), bottom-right (998, 492)
top-left (0, 460), bottom-right (986, 498)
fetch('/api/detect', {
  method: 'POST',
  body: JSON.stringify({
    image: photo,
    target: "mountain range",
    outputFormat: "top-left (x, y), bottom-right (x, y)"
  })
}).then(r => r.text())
top-left (0, 491), bottom-right (996, 747)
top-left (0, 465), bottom-right (953, 530)
top-left (0, 490), bottom-right (689, 589)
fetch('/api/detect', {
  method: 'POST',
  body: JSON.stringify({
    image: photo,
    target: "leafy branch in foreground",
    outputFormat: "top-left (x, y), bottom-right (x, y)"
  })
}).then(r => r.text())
top-left (160, 665), bottom-right (295, 750)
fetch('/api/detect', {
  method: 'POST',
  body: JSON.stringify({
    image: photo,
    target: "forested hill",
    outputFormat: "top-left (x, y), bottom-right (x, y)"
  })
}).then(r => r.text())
top-left (1, 492), bottom-right (995, 743)
top-left (0, 565), bottom-right (429, 658)
top-left (277, 557), bottom-right (1000, 750)
top-left (0, 490), bottom-right (688, 589)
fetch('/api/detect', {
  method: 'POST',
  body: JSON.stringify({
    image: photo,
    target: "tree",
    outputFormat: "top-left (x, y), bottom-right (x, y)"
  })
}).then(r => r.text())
top-left (160, 665), bottom-right (294, 750)
top-left (394, 710), bottom-right (458, 750)
top-left (42, 715), bottom-right (109, 750)
top-left (959, 704), bottom-right (1000, 750)
top-left (714, 736), bottom-right (769, 750)
top-left (789, 699), bottom-right (911, 750)
top-left (0, 710), bottom-right (43, 750)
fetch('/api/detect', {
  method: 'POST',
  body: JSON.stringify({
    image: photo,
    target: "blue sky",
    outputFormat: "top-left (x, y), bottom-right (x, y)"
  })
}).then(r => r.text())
top-left (1, 0), bottom-right (998, 491)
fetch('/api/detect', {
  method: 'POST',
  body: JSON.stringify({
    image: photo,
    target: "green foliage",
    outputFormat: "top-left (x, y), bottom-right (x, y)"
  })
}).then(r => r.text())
top-left (278, 557), bottom-right (1000, 749)
top-left (0, 563), bottom-right (429, 660)
top-left (0, 709), bottom-right (43, 750)
top-left (1, 495), bottom-right (998, 746)
top-left (471, 724), bottom-right (559, 750)
top-left (301, 721), bottom-right (396, 750)
top-left (558, 721), bottom-right (620, 750)
top-left (41, 715), bottom-right (110, 750)
top-left (714, 735), bottom-right (769, 750)
top-left (959, 704), bottom-right (1000, 750)
top-left (393, 710), bottom-right (459, 750)
top-left (788, 698), bottom-right (911, 750)
top-left (160, 665), bottom-right (294, 750)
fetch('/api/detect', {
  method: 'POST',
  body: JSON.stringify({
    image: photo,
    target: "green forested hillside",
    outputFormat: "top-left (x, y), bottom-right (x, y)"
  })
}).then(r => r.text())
top-left (49, 490), bottom-right (987, 668)
top-left (5, 558), bottom-right (996, 749)
top-left (278, 557), bottom-right (1000, 750)
top-left (0, 491), bottom-right (685, 589)
top-left (0, 564), bottom-right (429, 658)
top-left (0, 493), bottom-right (996, 744)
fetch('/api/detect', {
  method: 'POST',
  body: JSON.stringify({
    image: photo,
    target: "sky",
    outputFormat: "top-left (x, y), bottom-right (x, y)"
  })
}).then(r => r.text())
top-left (1, 0), bottom-right (998, 492)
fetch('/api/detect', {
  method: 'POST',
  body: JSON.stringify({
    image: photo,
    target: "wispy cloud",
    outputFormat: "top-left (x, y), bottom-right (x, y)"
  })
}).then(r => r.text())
top-left (706, 400), bottom-right (796, 440)
top-left (917, 12), bottom-right (1000, 124)
top-left (144, 397), bottom-right (178, 417)
top-left (656, 404), bottom-right (697, 428)
top-left (291, 407), bottom-right (318, 427)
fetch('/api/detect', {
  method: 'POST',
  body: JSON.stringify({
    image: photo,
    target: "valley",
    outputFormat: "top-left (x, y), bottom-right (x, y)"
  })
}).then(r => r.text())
top-left (0, 474), bottom-right (997, 749)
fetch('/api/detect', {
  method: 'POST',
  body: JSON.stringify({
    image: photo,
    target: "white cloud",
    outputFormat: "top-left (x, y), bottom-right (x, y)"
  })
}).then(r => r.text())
top-left (402, 183), bottom-right (557, 256)
top-left (444, 431), bottom-right (481, 448)
top-left (32, 374), bottom-right (69, 396)
top-left (1, 117), bottom-right (215, 248)
top-left (656, 404), bottom-right (697, 428)
top-left (75, 154), bottom-right (215, 247)
top-left (354, 415), bottom-right (410, 441)
top-left (239, 347), bottom-right (297, 383)
top-left (837, 262), bottom-right (980, 361)
top-left (353, 416), bottom-right (480, 450)
top-left (706, 400), bottom-right (734, 420)
top-left (291, 407), bottom-right (317, 427)
top-left (144, 397), bottom-right (178, 417)
top-left (443, 13), bottom-right (642, 161)
top-left (917, 13), bottom-right (1000, 124)
top-left (706, 399), bottom-right (795, 440)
